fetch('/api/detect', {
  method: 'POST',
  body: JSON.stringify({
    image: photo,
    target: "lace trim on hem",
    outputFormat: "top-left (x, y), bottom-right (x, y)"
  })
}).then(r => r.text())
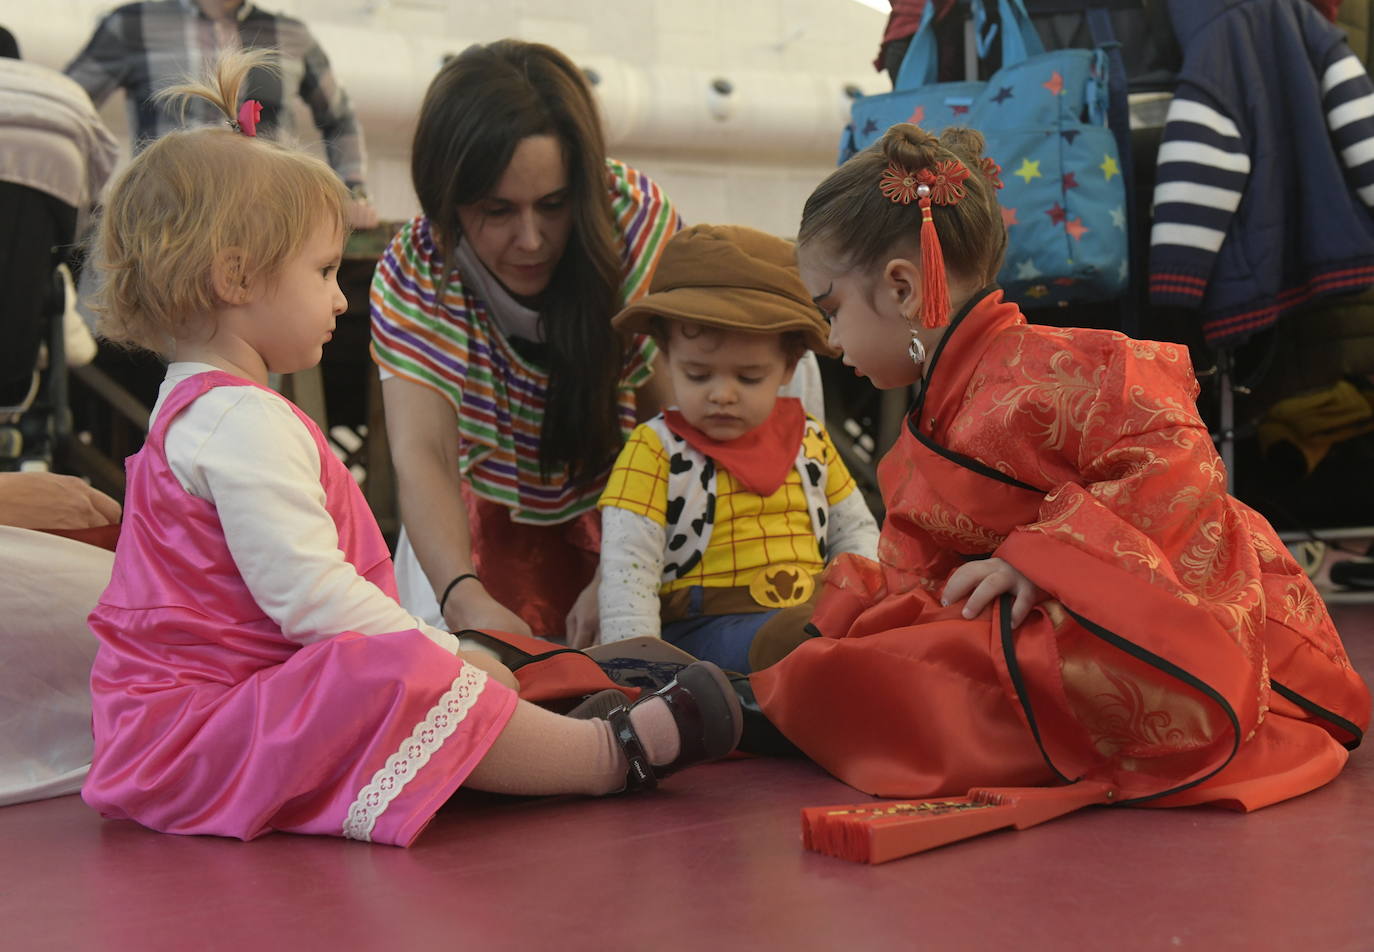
top-left (342, 664), bottom-right (488, 842)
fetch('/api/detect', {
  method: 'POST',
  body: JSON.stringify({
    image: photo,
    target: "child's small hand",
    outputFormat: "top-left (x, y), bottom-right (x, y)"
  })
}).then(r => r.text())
top-left (941, 557), bottom-right (1045, 628)
top-left (565, 575), bottom-right (601, 650)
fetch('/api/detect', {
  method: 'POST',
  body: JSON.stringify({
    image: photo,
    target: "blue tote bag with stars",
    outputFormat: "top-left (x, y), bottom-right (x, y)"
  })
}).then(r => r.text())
top-left (840, 0), bottom-right (1128, 305)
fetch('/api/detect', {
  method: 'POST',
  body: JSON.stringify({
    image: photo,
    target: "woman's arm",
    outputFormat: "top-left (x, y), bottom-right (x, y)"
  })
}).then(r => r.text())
top-left (0, 472), bottom-right (121, 529)
top-left (382, 376), bottom-right (531, 636)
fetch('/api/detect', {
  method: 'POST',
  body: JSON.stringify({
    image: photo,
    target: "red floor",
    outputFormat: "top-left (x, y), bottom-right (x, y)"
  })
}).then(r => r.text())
top-left (4, 606), bottom-right (1373, 951)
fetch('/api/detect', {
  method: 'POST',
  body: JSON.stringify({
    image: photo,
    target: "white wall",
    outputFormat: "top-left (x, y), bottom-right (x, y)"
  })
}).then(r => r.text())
top-left (14, 0), bottom-right (890, 236)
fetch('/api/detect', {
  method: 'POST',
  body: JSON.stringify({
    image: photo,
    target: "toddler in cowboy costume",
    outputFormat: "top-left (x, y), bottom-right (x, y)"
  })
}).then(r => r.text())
top-left (593, 224), bottom-right (879, 673)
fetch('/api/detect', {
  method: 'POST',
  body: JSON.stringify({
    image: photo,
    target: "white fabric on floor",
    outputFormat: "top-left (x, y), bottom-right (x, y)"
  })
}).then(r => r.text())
top-left (0, 527), bottom-right (111, 806)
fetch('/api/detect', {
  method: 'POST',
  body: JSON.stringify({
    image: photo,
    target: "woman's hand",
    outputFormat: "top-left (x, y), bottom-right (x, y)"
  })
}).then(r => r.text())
top-left (0, 472), bottom-right (122, 530)
top-left (443, 582), bottom-right (533, 638)
top-left (942, 557), bottom-right (1045, 628)
top-left (565, 569), bottom-right (601, 649)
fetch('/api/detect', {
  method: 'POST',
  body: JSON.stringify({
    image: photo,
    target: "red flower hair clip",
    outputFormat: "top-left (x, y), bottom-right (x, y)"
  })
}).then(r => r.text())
top-left (914, 160), bottom-right (971, 206)
top-left (879, 162), bottom-right (921, 205)
top-left (979, 156), bottom-right (1004, 190)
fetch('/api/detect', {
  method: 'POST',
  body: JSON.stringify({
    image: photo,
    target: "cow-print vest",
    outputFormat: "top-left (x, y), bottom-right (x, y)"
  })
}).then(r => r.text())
top-left (645, 415), bottom-right (831, 582)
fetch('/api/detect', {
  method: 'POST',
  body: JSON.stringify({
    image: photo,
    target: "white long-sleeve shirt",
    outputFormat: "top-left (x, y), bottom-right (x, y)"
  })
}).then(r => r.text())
top-left (155, 364), bottom-right (458, 654)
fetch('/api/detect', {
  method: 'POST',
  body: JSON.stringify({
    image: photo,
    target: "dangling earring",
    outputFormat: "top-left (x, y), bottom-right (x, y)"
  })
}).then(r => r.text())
top-left (908, 328), bottom-right (926, 367)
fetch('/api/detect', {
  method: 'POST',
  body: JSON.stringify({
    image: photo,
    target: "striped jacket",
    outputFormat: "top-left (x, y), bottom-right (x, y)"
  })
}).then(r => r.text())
top-left (1148, 0), bottom-right (1374, 346)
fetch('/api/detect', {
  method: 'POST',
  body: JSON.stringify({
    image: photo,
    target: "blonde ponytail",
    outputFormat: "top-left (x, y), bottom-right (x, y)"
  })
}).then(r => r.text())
top-left (153, 46), bottom-right (275, 128)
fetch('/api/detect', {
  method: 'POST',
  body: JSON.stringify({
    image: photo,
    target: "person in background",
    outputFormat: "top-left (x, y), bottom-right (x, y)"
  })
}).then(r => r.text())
top-left (591, 224), bottom-right (879, 673)
top-left (65, 0), bottom-right (376, 228)
top-left (875, 0), bottom-right (963, 86)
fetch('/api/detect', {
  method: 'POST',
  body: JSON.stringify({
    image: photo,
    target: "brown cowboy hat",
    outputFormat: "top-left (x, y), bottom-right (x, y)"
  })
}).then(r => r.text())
top-left (613, 223), bottom-right (836, 357)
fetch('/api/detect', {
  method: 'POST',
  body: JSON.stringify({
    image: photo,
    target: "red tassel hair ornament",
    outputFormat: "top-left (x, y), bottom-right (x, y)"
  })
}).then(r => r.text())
top-left (914, 163), bottom-right (969, 329)
top-left (880, 159), bottom-right (971, 329)
top-left (914, 186), bottom-right (948, 328)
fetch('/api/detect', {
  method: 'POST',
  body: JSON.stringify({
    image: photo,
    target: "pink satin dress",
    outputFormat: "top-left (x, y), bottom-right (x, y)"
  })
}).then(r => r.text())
top-left (83, 371), bottom-right (518, 846)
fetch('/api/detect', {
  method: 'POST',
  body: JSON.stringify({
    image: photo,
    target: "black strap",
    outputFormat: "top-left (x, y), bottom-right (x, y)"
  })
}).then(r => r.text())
top-left (1062, 605), bottom-right (1242, 806)
top-left (608, 706), bottom-right (657, 792)
top-left (910, 426), bottom-right (1046, 492)
top-left (438, 572), bottom-right (480, 614)
top-left (908, 285), bottom-right (1048, 494)
top-left (997, 595), bottom-right (1245, 806)
top-left (998, 595), bottom-right (1075, 783)
top-left (910, 285), bottom-right (1000, 422)
top-left (1271, 679), bottom-right (1364, 751)
top-left (453, 628), bottom-right (592, 672)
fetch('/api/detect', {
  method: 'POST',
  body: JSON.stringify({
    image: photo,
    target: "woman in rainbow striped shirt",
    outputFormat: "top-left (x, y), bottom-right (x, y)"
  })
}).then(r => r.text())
top-left (370, 40), bottom-right (682, 642)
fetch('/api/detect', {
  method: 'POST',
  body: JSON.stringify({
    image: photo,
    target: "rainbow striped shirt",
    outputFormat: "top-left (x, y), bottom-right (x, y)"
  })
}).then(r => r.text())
top-left (369, 160), bottom-right (681, 524)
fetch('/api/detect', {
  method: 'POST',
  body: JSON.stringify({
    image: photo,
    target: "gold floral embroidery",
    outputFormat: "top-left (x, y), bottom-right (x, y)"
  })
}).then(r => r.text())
top-left (1281, 581), bottom-right (1323, 628)
top-left (1250, 530), bottom-right (1281, 565)
top-left (1202, 576), bottom-right (1264, 644)
top-left (1075, 666), bottom-right (1192, 756)
top-left (913, 503), bottom-right (1005, 552)
top-left (989, 350), bottom-right (1108, 452)
top-left (1167, 484), bottom-right (1207, 515)
top-left (1110, 540), bottom-right (1163, 578)
top-left (1088, 446), bottom-right (1166, 510)
top-left (1196, 456), bottom-right (1226, 489)
top-left (1122, 384), bottom-right (1201, 432)
top-left (1177, 520), bottom-right (1225, 588)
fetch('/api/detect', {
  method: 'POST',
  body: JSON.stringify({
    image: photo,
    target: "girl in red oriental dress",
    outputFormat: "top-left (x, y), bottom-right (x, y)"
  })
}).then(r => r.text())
top-left (759, 122), bottom-right (1370, 811)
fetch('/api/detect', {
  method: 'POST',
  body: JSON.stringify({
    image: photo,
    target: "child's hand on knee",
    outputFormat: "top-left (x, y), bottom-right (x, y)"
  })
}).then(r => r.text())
top-left (942, 557), bottom-right (1045, 627)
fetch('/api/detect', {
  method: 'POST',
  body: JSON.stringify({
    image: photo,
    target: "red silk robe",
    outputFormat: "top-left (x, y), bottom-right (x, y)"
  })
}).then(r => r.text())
top-left (753, 290), bottom-right (1369, 809)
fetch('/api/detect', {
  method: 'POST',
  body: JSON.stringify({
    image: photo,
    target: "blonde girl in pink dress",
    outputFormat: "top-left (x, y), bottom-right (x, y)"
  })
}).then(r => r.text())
top-left (80, 49), bottom-right (740, 847)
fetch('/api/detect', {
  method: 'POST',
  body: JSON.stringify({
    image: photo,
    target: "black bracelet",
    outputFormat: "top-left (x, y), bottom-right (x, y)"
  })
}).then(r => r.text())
top-left (439, 573), bottom-right (480, 613)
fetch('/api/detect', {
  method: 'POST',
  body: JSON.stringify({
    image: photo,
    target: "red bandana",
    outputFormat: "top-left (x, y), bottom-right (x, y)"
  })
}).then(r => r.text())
top-left (662, 397), bottom-right (806, 497)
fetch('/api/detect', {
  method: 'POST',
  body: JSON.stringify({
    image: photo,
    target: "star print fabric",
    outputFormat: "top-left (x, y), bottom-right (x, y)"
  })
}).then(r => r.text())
top-left (840, 0), bottom-right (1128, 306)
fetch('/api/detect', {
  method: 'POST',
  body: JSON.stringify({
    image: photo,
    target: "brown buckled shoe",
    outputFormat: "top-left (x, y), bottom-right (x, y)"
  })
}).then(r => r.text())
top-left (604, 661), bottom-right (743, 791)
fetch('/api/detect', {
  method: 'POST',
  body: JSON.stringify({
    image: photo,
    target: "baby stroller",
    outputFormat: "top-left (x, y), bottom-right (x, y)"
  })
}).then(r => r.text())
top-left (0, 51), bottom-right (116, 470)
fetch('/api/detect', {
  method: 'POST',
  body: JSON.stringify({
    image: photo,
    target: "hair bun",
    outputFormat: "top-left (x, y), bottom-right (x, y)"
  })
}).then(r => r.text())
top-left (880, 122), bottom-right (941, 172)
top-left (938, 127), bottom-right (987, 163)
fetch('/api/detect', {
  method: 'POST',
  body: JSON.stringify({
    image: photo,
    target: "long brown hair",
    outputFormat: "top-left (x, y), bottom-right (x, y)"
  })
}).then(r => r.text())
top-left (411, 39), bottom-right (624, 485)
top-left (798, 124), bottom-right (1006, 287)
